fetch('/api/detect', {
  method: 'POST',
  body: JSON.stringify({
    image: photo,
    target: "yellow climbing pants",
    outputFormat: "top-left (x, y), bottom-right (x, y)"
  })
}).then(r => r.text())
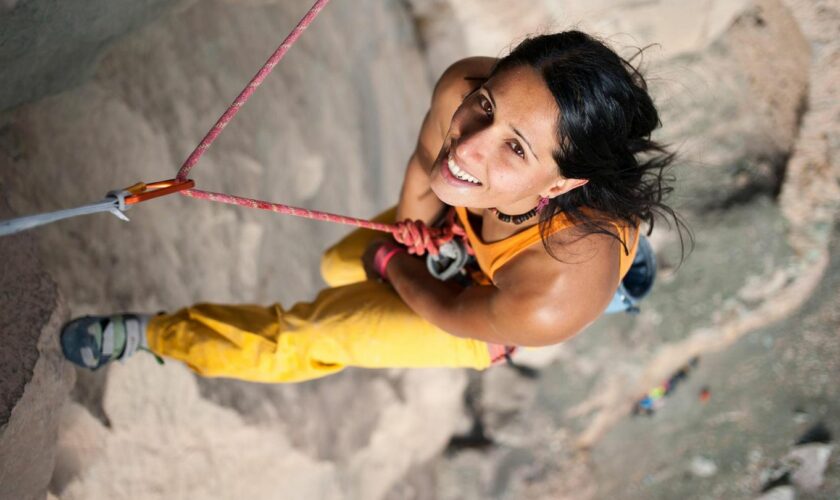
top-left (146, 207), bottom-right (493, 383)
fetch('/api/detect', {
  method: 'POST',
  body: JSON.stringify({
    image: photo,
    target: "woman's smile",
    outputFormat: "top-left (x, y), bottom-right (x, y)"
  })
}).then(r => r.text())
top-left (429, 65), bottom-right (562, 212)
top-left (440, 149), bottom-right (483, 187)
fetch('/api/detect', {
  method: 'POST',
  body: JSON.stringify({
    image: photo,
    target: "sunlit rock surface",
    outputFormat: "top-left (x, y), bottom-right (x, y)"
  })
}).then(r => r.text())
top-left (0, 0), bottom-right (837, 498)
top-left (0, 193), bottom-right (74, 500)
top-left (3, 0), bottom-right (463, 498)
top-left (416, 0), bottom-right (840, 498)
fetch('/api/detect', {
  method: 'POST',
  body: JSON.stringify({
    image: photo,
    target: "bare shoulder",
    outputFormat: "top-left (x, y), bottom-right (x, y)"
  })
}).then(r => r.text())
top-left (496, 225), bottom-right (621, 295)
top-left (429, 57), bottom-right (497, 131)
top-left (491, 226), bottom-right (621, 346)
top-left (434, 57), bottom-right (498, 95)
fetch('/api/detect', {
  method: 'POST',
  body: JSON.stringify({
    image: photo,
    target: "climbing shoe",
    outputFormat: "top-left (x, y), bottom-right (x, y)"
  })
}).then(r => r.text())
top-left (60, 313), bottom-right (159, 370)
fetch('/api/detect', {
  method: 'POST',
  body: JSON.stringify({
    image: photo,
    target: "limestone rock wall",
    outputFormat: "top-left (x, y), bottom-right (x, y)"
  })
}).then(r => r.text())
top-left (408, 0), bottom-right (809, 213)
top-left (0, 0), bottom-right (180, 113)
top-left (0, 194), bottom-right (74, 500)
top-left (1, 0), bottom-right (838, 498)
top-left (409, 0), bottom-right (840, 498)
top-left (406, 0), bottom-right (754, 79)
top-left (2, 0), bottom-right (466, 498)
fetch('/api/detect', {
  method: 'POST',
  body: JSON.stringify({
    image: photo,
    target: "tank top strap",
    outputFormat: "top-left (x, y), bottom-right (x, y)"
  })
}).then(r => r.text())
top-left (455, 206), bottom-right (642, 286)
top-left (454, 206), bottom-right (577, 282)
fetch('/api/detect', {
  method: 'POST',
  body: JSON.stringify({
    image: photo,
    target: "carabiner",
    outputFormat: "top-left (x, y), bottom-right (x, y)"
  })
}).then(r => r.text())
top-left (122, 179), bottom-right (195, 205)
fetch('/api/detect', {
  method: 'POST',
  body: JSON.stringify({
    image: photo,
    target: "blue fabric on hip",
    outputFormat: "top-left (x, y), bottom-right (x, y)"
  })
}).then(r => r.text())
top-left (604, 235), bottom-right (656, 315)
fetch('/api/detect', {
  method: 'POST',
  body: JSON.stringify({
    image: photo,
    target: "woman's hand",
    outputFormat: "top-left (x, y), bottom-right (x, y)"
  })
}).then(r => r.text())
top-left (393, 219), bottom-right (441, 256)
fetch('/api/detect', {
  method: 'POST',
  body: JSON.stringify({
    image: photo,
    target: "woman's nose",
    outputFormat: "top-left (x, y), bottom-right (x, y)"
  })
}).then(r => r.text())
top-left (453, 129), bottom-right (489, 165)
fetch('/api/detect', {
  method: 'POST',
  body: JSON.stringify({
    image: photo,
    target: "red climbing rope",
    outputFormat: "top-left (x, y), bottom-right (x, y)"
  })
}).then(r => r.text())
top-left (180, 188), bottom-right (395, 233)
top-left (0, 0), bottom-right (467, 255)
top-left (175, 0), bottom-right (331, 182)
top-left (170, 0), bottom-right (464, 256)
top-left (179, 189), bottom-right (469, 256)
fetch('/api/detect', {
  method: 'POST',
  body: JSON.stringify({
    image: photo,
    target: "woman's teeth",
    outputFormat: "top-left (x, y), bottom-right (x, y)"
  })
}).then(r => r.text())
top-left (447, 156), bottom-right (481, 184)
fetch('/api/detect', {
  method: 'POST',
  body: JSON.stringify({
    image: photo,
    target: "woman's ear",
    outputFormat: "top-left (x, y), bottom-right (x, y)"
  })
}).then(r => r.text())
top-left (543, 177), bottom-right (588, 198)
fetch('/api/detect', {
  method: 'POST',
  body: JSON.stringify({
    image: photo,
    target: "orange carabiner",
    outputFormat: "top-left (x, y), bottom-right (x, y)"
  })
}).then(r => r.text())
top-left (123, 179), bottom-right (195, 205)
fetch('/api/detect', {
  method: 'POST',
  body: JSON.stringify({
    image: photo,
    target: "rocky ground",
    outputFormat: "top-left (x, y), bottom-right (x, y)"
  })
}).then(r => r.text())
top-left (0, 0), bottom-right (838, 499)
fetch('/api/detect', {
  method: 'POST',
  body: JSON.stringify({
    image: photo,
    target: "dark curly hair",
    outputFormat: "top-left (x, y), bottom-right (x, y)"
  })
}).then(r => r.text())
top-left (486, 31), bottom-right (692, 265)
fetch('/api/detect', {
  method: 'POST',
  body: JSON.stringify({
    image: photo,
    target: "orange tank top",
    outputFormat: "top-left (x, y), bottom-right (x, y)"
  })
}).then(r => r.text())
top-left (454, 206), bottom-right (640, 286)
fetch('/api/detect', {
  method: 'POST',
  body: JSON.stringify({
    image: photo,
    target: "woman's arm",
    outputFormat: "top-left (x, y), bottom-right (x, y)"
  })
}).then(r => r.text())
top-left (396, 118), bottom-right (446, 225)
top-left (380, 230), bottom-right (622, 347)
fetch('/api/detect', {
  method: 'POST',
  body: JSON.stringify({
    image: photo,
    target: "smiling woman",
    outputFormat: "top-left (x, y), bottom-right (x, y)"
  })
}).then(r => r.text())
top-left (60, 31), bottom-right (690, 382)
top-left (431, 65), bottom-right (571, 213)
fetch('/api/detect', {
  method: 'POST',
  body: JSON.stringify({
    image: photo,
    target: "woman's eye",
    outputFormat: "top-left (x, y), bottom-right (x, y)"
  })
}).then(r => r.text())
top-left (479, 95), bottom-right (493, 116)
top-left (509, 141), bottom-right (525, 159)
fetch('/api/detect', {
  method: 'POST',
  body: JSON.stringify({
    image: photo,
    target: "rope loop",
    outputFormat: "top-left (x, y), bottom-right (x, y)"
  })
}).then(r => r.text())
top-left (392, 208), bottom-right (475, 257)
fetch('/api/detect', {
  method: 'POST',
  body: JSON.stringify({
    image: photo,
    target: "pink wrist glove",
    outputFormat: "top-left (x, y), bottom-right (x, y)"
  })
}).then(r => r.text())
top-left (372, 242), bottom-right (406, 282)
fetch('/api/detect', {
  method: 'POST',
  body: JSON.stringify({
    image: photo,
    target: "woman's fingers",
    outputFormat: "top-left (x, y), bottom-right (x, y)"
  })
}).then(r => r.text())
top-left (393, 219), bottom-right (457, 257)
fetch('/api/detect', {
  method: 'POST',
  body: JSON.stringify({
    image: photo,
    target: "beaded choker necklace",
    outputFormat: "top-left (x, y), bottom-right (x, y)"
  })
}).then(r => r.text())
top-left (489, 206), bottom-right (540, 225)
top-left (489, 197), bottom-right (550, 225)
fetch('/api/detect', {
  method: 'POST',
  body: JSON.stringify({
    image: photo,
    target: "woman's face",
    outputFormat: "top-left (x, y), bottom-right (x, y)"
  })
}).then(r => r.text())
top-left (429, 64), bottom-right (572, 212)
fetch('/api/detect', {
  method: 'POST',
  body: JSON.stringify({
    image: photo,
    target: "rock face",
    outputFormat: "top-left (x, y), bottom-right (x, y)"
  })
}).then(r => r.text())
top-left (1, 0), bottom-right (838, 498)
top-left (409, 0), bottom-right (811, 212)
top-left (3, 0), bottom-right (428, 313)
top-left (406, 0), bottom-right (755, 79)
top-left (0, 0), bottom-right (179, 112)
top-left (2, 0), bottom-right (465, 499)
top-left (0, 193), bottom-right (74, 500)
top-left (420, 0), bottom-right (840, 498)
top-left (656, 0), bottom-right (810, 211)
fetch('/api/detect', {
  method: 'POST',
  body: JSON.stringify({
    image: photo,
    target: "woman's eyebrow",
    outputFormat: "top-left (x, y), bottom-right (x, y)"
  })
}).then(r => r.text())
top-left (512, 126), bottom-right (538, 161)
top-left (484, 86), bottom-right (539, 161)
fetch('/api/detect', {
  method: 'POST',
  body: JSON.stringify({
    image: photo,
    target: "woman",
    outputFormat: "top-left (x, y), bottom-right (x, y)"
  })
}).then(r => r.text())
top-left (61, 31), bottom-right (688, 382)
